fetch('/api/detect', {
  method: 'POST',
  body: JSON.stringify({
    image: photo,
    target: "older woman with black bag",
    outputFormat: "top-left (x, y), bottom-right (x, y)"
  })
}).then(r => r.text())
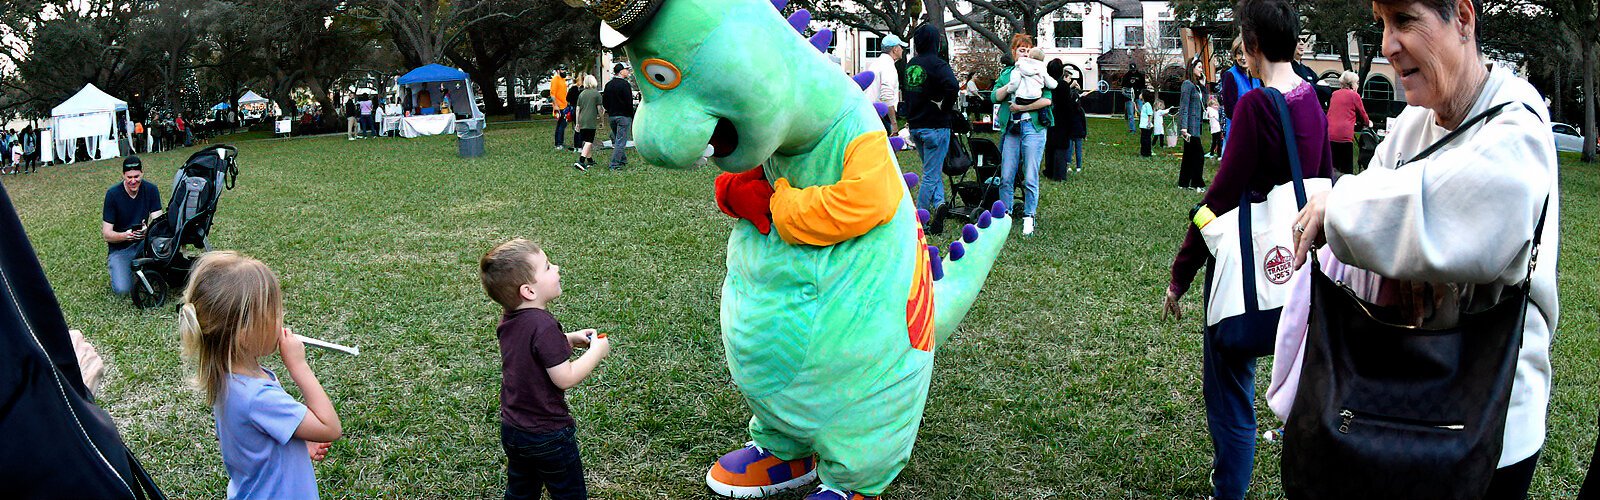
top-left (1285, 0), bottom-right (1558, 497)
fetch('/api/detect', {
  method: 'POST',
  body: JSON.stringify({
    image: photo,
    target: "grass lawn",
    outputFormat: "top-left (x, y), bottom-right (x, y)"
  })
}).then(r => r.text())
top-left (3, 116), bottom-right (1594, 498)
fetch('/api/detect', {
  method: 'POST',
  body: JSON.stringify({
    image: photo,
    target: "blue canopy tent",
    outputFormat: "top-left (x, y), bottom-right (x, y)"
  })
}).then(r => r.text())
top-left (210, 102), bottom-right (230, 111)
top-left (397, 64), bottom-right (484, 133)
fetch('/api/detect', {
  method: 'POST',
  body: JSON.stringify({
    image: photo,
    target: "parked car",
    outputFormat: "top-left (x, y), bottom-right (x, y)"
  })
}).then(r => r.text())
top-left (530, 97), bottom-right (553, 115)
top-left (1554, 123), bottom-right (1586, 153)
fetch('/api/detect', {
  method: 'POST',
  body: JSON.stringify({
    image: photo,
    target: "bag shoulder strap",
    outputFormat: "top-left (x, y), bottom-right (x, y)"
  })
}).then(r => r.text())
top-left (1261, 86), bottom-right (1308, 208)
top-left (1399, 102), bottom-right (1537, 166)
top-left (1393, 101), bottom-right (1548, 281)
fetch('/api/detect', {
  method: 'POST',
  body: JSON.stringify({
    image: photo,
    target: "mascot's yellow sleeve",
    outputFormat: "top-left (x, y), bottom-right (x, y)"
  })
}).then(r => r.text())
top-left (770, 131), bottom-right (903, 246)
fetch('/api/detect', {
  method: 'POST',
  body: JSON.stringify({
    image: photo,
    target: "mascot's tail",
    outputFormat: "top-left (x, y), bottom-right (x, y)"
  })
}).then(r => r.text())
top-left (905, 172), bottom-right (1013, 345)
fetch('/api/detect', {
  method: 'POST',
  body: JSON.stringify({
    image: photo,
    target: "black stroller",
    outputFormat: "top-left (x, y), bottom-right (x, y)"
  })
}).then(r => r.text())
top-left (939, 127), bottom-right (1004, 227)
top-left (1355, 128), bottom-right (1380, 174)
top-left (130, 145), bottom-right (239, 308)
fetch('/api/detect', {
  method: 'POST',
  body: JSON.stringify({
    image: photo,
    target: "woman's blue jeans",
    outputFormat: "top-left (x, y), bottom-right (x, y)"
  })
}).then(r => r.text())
top-left (999, 120), bottom-right (1045, 217)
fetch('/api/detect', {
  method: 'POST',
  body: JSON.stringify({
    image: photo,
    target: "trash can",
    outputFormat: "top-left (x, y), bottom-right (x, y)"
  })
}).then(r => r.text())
top-left (458, 128), bottom-right (485, 158)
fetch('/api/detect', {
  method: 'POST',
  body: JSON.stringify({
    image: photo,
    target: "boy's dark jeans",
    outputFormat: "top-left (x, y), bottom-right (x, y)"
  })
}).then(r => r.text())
top-left (503, 424), bottom-right (587, 500)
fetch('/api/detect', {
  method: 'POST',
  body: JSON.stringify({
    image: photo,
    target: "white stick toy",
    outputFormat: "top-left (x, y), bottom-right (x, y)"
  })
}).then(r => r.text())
top-left (294, 334), bottom-right (360, 356)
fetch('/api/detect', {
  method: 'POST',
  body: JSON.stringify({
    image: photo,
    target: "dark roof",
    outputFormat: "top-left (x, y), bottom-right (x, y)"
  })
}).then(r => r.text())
top-left (1098, 0), bottom-right (1142, 18)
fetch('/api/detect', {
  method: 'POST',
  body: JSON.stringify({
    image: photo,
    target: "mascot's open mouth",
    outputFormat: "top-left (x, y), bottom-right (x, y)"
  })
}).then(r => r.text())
top-left (709, 117), bottom-right (738, 158)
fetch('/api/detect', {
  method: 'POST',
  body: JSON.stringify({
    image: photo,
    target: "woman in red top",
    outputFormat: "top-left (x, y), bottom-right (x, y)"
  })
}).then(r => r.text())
top-left (1325, 71), bottom-right (1372, 173)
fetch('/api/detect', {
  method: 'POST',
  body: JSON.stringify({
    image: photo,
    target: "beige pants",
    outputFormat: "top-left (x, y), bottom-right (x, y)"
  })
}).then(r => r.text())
top-left (347, 117), bottom-right (358, 138)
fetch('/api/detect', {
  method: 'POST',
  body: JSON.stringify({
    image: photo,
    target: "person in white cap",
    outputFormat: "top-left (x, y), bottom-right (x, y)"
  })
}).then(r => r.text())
top-left (868, 34), bottom-right (906, 132)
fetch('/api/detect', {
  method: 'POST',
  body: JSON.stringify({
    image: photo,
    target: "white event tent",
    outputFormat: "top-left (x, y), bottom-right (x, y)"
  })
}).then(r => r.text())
top-left (51, 84), bottom-right (132, 162)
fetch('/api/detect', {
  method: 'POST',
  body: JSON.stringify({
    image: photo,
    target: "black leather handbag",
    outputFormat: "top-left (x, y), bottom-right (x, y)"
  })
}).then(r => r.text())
top-left (1281, 102), bottom-right (1547, 499)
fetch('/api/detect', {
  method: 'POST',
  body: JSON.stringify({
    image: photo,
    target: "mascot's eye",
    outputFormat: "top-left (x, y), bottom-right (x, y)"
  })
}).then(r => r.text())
top-left (641, 59), bottom-right (681, 90)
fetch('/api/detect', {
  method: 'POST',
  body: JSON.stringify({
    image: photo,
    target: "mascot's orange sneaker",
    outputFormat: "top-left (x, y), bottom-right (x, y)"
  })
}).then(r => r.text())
top-left (804, 485), bottom-right (880, 500)
top-left (706, 442), bottom-right (817, 498)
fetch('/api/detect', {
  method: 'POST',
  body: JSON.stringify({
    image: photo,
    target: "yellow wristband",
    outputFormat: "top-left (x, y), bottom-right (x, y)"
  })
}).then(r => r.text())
top-left (1192, 206), bottom-right (1217, 229)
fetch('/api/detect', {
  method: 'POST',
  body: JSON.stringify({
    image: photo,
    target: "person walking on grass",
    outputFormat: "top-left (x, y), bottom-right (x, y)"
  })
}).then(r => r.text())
top-left (869, 35), bottom-right (906, 133)
top-left (1045, 59), bottom-right (1088, 179)
top-left (1206, 96), bottom-right (1223, 158)
top-left (1178, 60), bottom-right (1210, 191)
top-left (1139, 91), bottom-right (1156, 157)
top-left (551, 70), bottom-right (571, 152)
top-left (359, 96), bottom-right (376, 138)
top-left (603, 63), bottom-right (635, 170)
top-left (1162, 1), bottom-right (1334, 496)
top-left (903, 22), bottom-right (959, 232)
top-left (573, 75), bottom-right (601, 171)
top-left (344, 98), bottom-right (359, 141)
top-left (1325, 71), bottom-right (1372, 174)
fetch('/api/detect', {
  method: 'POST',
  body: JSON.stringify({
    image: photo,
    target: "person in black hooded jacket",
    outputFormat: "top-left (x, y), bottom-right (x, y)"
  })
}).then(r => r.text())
top-left (902, 22), bottom-right (959, 232)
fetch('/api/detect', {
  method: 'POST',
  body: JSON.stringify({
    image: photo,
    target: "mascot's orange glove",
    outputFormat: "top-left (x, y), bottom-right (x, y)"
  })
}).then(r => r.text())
top-left (714, 168), bottom-right (775, 235)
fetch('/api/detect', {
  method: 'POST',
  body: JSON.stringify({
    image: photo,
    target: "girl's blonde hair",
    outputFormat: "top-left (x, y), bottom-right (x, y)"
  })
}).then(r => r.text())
top-left (179, 251), bottom-right (284, 405)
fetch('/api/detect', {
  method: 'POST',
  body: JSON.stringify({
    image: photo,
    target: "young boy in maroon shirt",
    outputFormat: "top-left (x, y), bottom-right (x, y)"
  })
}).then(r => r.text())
top-left (479, 238), bottom-right (612, 500)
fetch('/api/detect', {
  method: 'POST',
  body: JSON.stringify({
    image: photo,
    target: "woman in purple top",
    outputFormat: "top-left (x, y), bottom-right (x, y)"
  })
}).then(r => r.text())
top-left (1160, 0), bottom-right (1333, 498)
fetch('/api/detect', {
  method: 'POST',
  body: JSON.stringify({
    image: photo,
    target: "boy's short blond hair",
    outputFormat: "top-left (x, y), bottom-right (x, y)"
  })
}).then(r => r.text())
top-left (1028, 47), bottom-right (1045, 60)
top-left (480, 238), bottom-right (543, 311)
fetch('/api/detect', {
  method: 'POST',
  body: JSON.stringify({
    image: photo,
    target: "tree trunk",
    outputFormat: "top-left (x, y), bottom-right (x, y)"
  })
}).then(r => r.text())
top-left (923, 0), bottom-right (943, 27)
top-left (305, 77), bottom-right (337, 119)
top-left (1583, 35), bottom-right (1596, 163)
top-left (471, 69), bottom-right (505, 115)
top-left (1552, 58), bottom-right (1565, 124)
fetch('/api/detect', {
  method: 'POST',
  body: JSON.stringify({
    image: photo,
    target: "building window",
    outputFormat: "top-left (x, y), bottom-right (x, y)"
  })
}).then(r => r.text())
top-left (1054, 21), bottom-right (1083, 48)
top-left (1124, 26), bottom-right (1144, 47)
top-left (1364, 74), bottom-right (1394, 101)
top-left (1158, 21), bottom-right (1181, 50)
top-left (865, 37), bottom-right (883, 59)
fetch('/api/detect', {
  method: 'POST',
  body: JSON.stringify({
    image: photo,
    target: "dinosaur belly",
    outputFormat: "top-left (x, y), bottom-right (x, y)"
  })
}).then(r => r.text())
top-left (720, 197), bottom-right (929, 402)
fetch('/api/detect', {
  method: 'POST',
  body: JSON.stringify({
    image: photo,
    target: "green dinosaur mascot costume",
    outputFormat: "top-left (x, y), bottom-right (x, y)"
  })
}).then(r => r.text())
top-left (570, 0), bottom-right (1012, 497)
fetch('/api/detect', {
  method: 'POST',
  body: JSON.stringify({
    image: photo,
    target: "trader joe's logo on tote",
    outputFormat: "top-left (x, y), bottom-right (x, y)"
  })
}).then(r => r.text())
top-left (1264, 246), bottom-right (1294, 285)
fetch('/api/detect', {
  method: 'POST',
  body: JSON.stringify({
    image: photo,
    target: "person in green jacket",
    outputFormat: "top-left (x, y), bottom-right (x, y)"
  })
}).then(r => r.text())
top-left (574, 74), bottom-right (602, 171)
top-left (990, 35), bottom-right (1053, 236)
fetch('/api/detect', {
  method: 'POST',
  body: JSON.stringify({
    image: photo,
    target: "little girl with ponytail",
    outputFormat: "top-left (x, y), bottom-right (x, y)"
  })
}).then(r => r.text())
top-left (178, 251), bottom-right (341, 499)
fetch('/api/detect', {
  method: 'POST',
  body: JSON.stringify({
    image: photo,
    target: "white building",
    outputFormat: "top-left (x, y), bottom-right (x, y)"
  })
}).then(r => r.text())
top-left (944, 0), bottom-right (1188, 90)
top-left (815, 0), bottom-right (1403, 106)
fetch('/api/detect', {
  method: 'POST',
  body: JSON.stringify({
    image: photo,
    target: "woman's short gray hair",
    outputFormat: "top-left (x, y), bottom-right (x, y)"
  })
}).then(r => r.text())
top-left (1374, 0), bottom-right (1482, 49)
top-left (583, 74), bottom-right (598, 88)
top-left (1339, 71), bottom-right (1360, 89)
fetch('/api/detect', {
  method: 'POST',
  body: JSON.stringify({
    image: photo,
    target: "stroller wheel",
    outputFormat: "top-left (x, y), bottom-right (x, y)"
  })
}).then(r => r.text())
top-left (131, 275), bottom-right (169, 309)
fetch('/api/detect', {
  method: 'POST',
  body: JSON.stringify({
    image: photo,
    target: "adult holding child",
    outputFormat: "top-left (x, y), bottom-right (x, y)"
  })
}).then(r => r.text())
top-left (1160, 0), bottom-right (1333, 498)
top-left (1285, 0), bottom-right (1557, 496)
top-left (101, 156), bottom-right (161, 296)
top-left (991, 34), bottom-right (1053, 236)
